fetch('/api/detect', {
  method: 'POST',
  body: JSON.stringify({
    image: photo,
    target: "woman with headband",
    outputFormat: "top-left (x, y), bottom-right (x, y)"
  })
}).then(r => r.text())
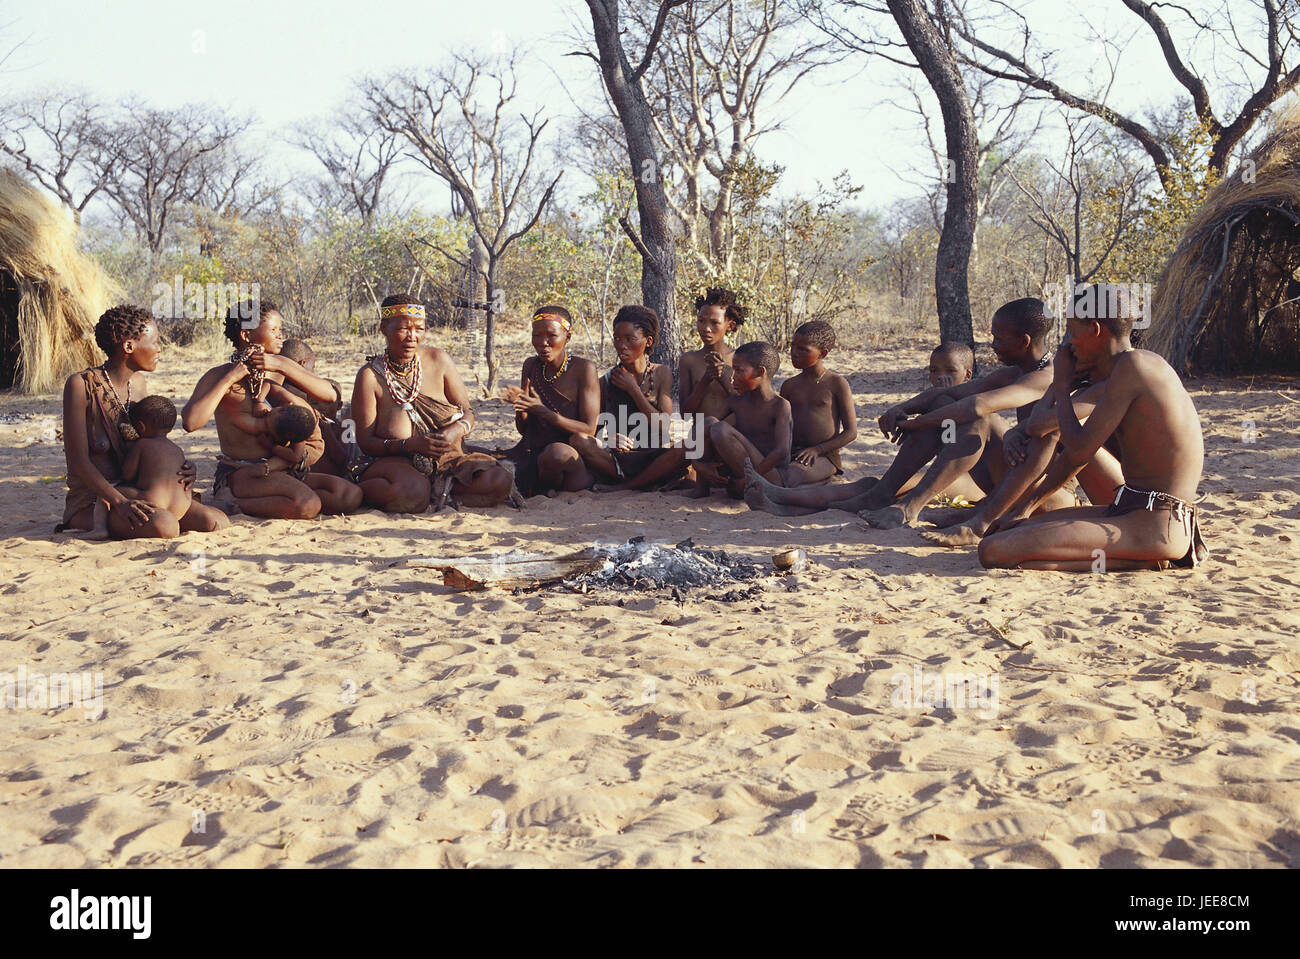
top-left (503, 306), bottom-right (601, 496)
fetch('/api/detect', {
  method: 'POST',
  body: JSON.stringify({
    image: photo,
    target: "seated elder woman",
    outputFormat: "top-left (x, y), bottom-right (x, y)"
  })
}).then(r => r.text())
top-left (59, 304), bottom-right (222, 539)
top-left (503, 305), bottom-right (600, 496)
top-left (350, 294), bottom-right (514, 512)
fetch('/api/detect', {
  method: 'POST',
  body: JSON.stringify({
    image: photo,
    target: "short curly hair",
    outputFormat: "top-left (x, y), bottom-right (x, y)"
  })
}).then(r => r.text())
top-left (694, 287), bottom-right (747, 327)
top-left (269, 404), bottom-right (318, 444)
top-left (128, 395), bottom-right (177, 434)
top-left (94, 305), bottom-right (153, 356)
top-left (224, 295), bottom-right (280, 347)
top-left (734, 340), bottom-right (780, 379)
top-left (794, 320), bottom-right (836, 353)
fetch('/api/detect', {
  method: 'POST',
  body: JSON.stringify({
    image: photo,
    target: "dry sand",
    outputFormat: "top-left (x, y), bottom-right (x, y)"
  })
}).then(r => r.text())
top-left (1, 333), bottom-right (1298, 868)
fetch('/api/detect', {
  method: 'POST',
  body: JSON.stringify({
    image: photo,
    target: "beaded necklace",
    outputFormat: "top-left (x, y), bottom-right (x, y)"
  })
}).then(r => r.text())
top-left (540, 353), bottom-right (569, 384)
top-left (97, 364), bottom-right (139, 442)
top-left (381, 349), bottom-right (422, 409)
top-left (232, 346), bottom-right (266, 407)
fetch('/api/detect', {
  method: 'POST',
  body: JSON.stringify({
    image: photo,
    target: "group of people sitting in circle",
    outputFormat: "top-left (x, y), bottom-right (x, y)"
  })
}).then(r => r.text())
top-left (60, 283), bottom-right (1207, 572)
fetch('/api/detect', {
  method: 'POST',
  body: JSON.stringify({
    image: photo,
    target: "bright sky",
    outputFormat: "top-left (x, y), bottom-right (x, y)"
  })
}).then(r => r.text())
top-left (1, 0), bottom-right (1271, 217)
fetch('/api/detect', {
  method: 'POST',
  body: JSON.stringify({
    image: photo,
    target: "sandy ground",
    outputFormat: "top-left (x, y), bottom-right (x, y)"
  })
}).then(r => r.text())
top-left (1, 330), bottom-right (1298, 868)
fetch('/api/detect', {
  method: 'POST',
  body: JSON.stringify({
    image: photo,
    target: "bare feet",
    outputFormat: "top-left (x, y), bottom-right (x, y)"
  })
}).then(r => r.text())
top-left (858, 505), bottom-right (911, 529)
top-left (743, 458), bottom-right (821, 515)
top-left (925, 507), bottom-right (974, 529)
top-left (919, 524), bottom-right (984, 547)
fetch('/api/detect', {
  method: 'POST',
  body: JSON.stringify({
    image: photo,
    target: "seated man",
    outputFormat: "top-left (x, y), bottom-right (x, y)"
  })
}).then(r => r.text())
top-left (744, 299), bottom-right (1054, 524)
top-left (920, 377), bottom-right (1121, 547)
top-left (979, 284), bottom-right (1207, 571)
top-left (351, 295), bottom-right (513, 512)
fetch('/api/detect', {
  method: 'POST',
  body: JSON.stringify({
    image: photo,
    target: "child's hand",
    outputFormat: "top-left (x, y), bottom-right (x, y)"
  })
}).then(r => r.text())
top-left (878, 405), bottom-right (906, 438)
top-left (931, 373), bottom-right (955, 388)
top-left (794, 447), bottom-right (821, 466)
top-left (613, 432), bottom-right (635, 453)
top-left (703, 353), bottom-right (724, 383)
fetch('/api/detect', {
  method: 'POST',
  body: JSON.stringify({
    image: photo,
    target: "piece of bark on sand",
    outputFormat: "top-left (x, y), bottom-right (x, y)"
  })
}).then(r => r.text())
top-left (411, 549), bottom-right (602, 590)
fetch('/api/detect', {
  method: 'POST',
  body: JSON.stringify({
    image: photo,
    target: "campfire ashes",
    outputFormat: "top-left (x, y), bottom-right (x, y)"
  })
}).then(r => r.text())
top-left (561, 537), bottom-right (769, 602)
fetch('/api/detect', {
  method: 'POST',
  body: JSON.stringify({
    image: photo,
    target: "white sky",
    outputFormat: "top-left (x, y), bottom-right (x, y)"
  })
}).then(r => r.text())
top-left (0, 0), bottom-right (1279, 217)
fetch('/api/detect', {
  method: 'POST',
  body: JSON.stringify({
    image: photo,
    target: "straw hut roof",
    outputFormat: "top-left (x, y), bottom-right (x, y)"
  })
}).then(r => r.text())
top-left (0, 168), bottom-right (117, 393)
top-left (1149, 101), bottom-right (1300, 374)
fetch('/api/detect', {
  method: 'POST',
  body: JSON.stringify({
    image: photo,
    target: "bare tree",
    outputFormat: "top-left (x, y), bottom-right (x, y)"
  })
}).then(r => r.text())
top-left (579, 0), bottom-right (688, 367)
top-left (361, 51), bottom-right (562, 392)
top-left (1009, 116), bottom-right (1150, 284)
top-left (0, 91), bottom-right (126, 221)
top-left (810, 0), bottom-right (979, 348)
top-left (292, 109), bottom-right (404, 225)
top-left (637, 0), bottom-right (842, 275)
top-left (101, 101), bottom-right (255, 256)
top-left (893, 64), bottom-right (1041, 257)
top-left (950, 0), bottom-right (1300, 188)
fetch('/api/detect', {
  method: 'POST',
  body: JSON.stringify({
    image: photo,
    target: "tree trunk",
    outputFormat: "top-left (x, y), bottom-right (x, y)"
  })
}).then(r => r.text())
top-left (586, 0), bottom-right (681, 368)
top-left (483, 262), bottom-right (499, 395)
top-left (887, 0), bottom-right (976, 349)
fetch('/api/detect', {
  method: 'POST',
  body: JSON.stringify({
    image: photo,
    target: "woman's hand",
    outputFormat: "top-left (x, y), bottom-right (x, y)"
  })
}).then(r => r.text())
top-left (242, 347), bottom-right (278, 374)
top-left (610, 367), bottom-right (640, 395)
top-left (508, 384), bottom-right (548, 417)
top-left (117, 497), bottom-right (156, 529)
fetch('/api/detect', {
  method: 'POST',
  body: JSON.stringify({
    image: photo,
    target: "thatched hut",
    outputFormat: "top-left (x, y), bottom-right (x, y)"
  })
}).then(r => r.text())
top-left (0, 168), bottom-right (116, 393)
top-left (1149, 103), bottom-right (1300, 374)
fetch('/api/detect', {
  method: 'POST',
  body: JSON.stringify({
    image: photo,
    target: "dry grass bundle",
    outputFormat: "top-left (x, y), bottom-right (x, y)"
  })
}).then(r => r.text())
top-left (1149, 102), bottom-right (1300, 374)
top-left (0, 168), bottom-right (118, 394)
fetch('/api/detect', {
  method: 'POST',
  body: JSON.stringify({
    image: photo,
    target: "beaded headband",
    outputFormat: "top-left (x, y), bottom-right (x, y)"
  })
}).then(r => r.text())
top-left (380, 303), bottom-right (427, 320)
top-left (532, 311), bottom-right (571, 332)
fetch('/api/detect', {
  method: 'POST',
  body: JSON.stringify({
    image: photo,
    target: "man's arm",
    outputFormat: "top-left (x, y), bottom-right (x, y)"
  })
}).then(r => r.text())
top-left (899, 368), bottom-right (1051, 431)
top-left (1054, 350), bottom-right (1134, 468)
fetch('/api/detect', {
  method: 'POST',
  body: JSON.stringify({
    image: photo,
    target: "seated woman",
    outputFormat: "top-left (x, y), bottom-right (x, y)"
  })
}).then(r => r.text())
top-left (181, 296), bottom-right (363, 518)
top-left (350, 294), bottom-right (514, 512)
top-left (503, 306), bottom-right (600, 496)
top-left (59, 304), bottom-right (214, 539)
top-left (570, 305), bottom-right (675, 487)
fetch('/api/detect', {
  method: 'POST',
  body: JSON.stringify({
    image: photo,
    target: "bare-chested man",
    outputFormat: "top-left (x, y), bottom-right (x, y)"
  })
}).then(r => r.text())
top-left (979, 285), bottom-right (1207, 570)
top-left (181, 297), bottom-right (363, 518)
top-left (351, 295), bottom-right (513, 512)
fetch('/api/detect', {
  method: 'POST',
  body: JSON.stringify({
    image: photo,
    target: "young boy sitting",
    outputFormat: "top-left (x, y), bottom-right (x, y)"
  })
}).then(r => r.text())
top-left (707, 341), bottom-right (793, 498)
top-left (779, 320), bottom-right (857, 486)
top-left (119, 395), bottom-right (230, 534)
